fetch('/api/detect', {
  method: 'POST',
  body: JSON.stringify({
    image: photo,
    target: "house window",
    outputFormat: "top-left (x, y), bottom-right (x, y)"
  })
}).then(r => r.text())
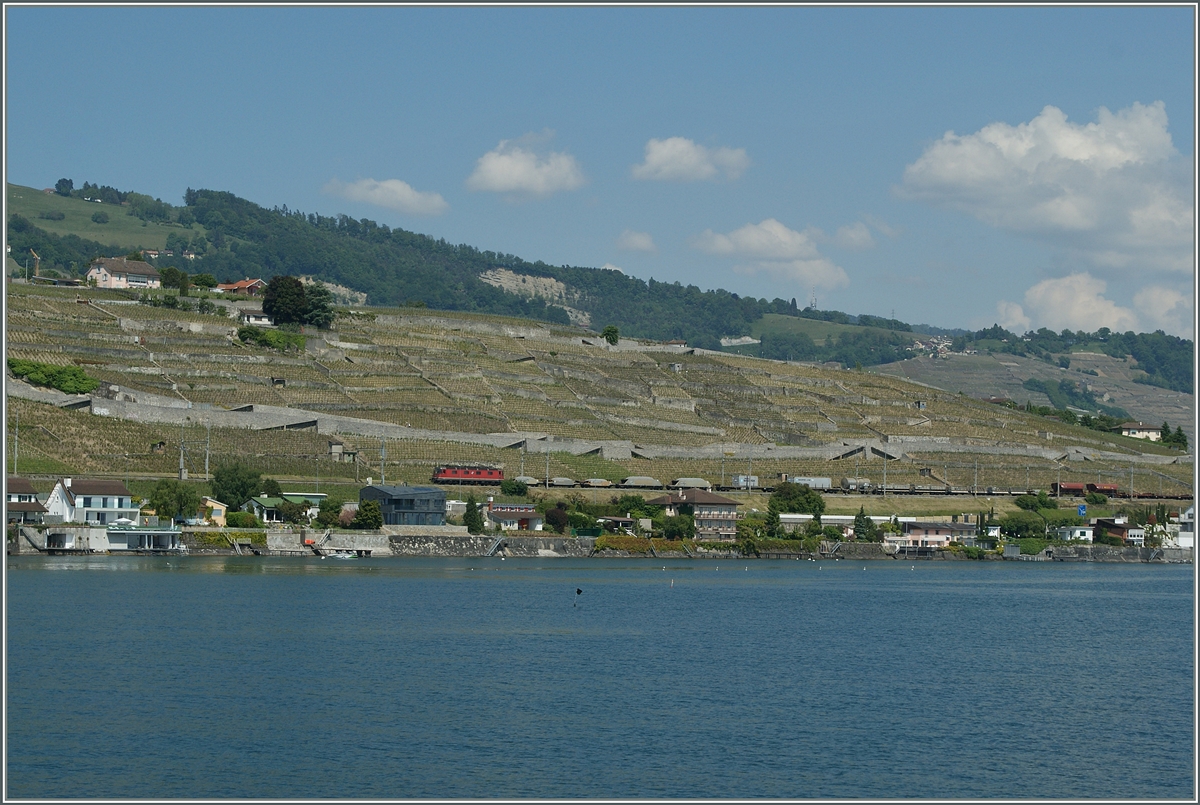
top-left (82, 497), bottom-right (92, 508)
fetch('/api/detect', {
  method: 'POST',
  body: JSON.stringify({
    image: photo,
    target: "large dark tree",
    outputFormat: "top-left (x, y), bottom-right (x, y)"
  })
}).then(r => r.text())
top-left (769, 482), bottom-right (826, 516)
top-left (262, 275), bottom-right (307, 324)
top-left (211, 463), bottom-right (262, 511)
top-left (302, 281), bottom-right (336, 329)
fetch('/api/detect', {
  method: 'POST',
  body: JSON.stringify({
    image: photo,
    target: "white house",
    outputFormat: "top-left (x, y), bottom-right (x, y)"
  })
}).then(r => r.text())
top-left (1177, 507), bottom-right (1193, 549)
top-left (1112, 422), bottom-right (1162, 441)
top-left (239, 310), bottom-right (274, 327)
top-left (43, 478), bottom-right (136, 525)
top-left (485, 501), bottom-right (543, 531)
top-left (1053, 525), bottom-right (1094, 543)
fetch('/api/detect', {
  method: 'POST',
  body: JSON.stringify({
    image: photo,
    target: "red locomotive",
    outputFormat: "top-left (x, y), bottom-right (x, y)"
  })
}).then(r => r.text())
top-left (432, 465), bottom-right (504, 485)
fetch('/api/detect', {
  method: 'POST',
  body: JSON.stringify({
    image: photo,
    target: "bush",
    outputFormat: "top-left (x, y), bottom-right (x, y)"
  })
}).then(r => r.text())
top-left (7, 358), bottom-right (99, 394)
top-left (1018, 537), bottom-right (1050, 555)
top-left (500, 479), bottom-right (528, 496)
top-left (237, 326), bottom-right (305, 352)
top-left (351, 499), bottom-right (383, 530)
top-left (91, 211), bottom-right (109, 224)
top-left (225, 511), bottom-right (260, 528)
top-left (1085, 492), bottom-right (1108, 505)
top-left (38, 210), bottom-right (65, 221)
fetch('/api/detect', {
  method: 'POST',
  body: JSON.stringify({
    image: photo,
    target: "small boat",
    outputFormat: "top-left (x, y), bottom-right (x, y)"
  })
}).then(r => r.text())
top-left (327, 551), bottom-right (358, 560)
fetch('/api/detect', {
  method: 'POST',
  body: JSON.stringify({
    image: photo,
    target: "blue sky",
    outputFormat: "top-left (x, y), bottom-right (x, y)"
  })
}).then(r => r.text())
top-left (5, 5), bottom-right (1195, 337)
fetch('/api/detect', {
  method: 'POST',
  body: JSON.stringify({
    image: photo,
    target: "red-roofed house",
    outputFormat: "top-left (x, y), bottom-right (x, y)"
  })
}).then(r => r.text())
top-left (216, 278), bottom-right (267, 295)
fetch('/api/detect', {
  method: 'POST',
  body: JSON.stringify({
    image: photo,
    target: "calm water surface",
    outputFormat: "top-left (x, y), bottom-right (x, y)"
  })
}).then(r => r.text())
top-left (6, 555), bottom-right (1194, 798)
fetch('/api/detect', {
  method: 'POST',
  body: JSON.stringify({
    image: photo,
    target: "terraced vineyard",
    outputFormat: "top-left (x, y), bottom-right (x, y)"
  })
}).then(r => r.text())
top-left (5, 282), bottom-right (1193, 501)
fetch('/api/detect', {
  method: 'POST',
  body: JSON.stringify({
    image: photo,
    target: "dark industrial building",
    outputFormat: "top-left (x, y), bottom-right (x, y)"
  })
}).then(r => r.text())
top-left (359, 485), bottom-right (446, 526)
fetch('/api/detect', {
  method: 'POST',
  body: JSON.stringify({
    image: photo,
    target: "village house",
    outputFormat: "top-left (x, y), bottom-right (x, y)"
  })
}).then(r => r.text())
top-left (885, 520), bottom-right (979, 549)
top-left (1112, 422), bottom-right (1162, 441)
top-left (1092, 517), bottom-right (1146, 546)
top-left (1178, 507), bottom-right (1194, 549)
top-left (239, 309), bottom-right (274, 327)
top-left (43, 478), bottom-right (136, 525)
top-left (359, 485), bottom-right (446, 526)
top-left (216, 278), bottom-right (267, 295)
top-left (200, 496), bottom-right (228, 527)
top-left (485, 500), bottom-right (543, 532)
top-left (645, 488), bottom-right (741, 540)
top-left (1053, 525), bottom-right (1094, 543)
top-left (6, 477), bottom-right (47, 524)
top-left (85, 257), bottom-right (161, 290)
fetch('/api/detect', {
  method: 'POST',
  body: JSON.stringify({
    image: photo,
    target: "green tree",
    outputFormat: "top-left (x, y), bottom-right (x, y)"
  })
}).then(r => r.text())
top-left (602, 325), bottom-right (620, 345)
top-left (999, 510), bottom-right (1046, 540)
top-left (261, 478), bottom-right (282, 497)
top-left (91, 211), bottom-right (109, 224)
top-left (463, 494), bottom-right (485, 534)
top-left (159, 266), bottom-right (185, 289)
top-left (1084, 491), bottom-right (1108, 505)
top-left (351, 499), bottom-right (383, 530)
top-left (147, 479), bottom-right (200, 522)
top-left (764, 508), bottom-right (782, 539)
top-left (263, 275), bottom-right (307, 325)
top-left (770, 482), bottom-right (826, 516)
top-left (853, 506), bottom-right (878, 541)
top-left (225, 511), bottom-right (260, 528)
top-left (278, 500), bottom-right (308, 524)
top-left (544, 503), bottom-right (568, 534)
top-left (662, 514), bottom-right (694, 540)
top-left (302, 281), bottom-right (336, 329)
top-left (315, 496), bottom-right (346, 528)
top-left (211, 463), bottom-right (262, 511)
top-left (191, 272), bottom-right (218, 289)
top-left (55, 178), bottom-right (73, 196)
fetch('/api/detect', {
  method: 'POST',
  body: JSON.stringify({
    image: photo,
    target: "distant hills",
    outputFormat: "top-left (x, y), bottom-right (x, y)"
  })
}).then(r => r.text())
top-left (5, 181), bottom-right (1193, 395)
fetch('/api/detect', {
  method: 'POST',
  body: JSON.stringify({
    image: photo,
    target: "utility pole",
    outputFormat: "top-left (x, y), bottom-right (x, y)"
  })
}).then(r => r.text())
top-left (974, 459), bottom-right (978, 496)
top-left (178, 422), bottom-right (187, 480)
top-left (882, 451), bottom-right (887, 497)
top-left (545, 450), bottom-right (550, 487)
top-left (12, 412), bottom-right (17, 475)
top-left (380, 438), bottom-right (385, 486)
top-left (204, 422), bottom-right (211, 481)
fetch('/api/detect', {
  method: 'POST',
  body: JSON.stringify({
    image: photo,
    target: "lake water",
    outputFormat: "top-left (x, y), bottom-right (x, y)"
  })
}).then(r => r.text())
top-left (5, 555), bottom-right (1194, 799)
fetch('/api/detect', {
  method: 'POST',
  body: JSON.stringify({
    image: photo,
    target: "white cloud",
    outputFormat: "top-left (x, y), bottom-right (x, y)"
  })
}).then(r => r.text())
top-left (834, 221), bottom-right (876, 250)
top-left (694, 219), bottom-right (821, 260)
top-left (900, 101), bottom-right (1193, 275)
top-left (632, 137), bottom-right (749, 181)
top-left (995, 299), bottom-right (1031, 333)
top-left (600, 263), bottom-right (625, 274)
top-left (694, 219), bottom-right (848, 290)
top-left (862, 214), bottom-right (902, 238)
top-left (323, 177), bottom-right (448, 216)
top-left (999, 273), bottom-right (1140, 334)
top-left (1133, 285), bottom-right (1194, 339)
top-left (616, 230), bottom-right (657, 253)
top-left (732, 258), bottom-right (850, 291)
top-left (467, 133), bottom-right (585, 197)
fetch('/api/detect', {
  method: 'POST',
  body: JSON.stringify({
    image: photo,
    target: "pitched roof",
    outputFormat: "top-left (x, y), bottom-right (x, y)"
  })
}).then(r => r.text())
top-left (7, 501), bottom-right (48, 513)
top-left (646, 489), bottom-right (740, 507)
top-left (7, 477), bottom-right (38, 496)
top-left (62, 479), bottom-right (132, 496)
top-left (1114, 422), bottom-right (1161, 431)
top-left (217, 278), bottom-right (266, 291)
top-left (88, 257), bottom-right (160, 278)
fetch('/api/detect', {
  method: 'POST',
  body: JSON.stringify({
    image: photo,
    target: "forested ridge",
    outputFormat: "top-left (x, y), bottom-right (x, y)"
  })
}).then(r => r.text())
top-left (6, 181), bottom-right (1193, 386)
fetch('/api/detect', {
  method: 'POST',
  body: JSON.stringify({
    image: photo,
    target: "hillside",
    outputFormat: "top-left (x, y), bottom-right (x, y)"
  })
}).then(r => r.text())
top-left (6, 282), bottom-right (1192, 502)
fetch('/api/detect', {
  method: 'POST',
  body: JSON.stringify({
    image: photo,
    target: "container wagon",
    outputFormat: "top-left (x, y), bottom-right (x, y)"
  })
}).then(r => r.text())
top-left (779, 475), bottom-right (832, 490)
top-left (730, 475), bottom-right (759, 490)
top-left (840, 477), bottom-right (873, 493)
top-left (620, 476), bottom-right (664, 489)
top-left (1051, 482), bottom-right (1086, 496)
top-left (432, 465), bottom-right (504, 485)
top-left (670, 477), bottom-right (712, 490)
top-left (549, 477), bottom-right (577, 487)
top-left (1087, 483), bottom-right (1120, 496)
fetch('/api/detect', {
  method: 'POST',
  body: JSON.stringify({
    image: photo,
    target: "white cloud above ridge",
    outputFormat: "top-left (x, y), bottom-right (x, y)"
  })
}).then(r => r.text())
top-left (617, 230), bottom-right (657, 253)
top-left (694, 218), bottom-right (821, 260)
top-left (834, 221), bottom-right (876, 250)
top-left (994, 272), bottom-right (1193, 339)
top-left (632, 137), bottom-right (749, 181)
top-left (467, 133), bottom-right (586, 197)
top-left (694, 219), bottom-right (849, 290)
top-left (323, 177), bottom-right (448, 216)
top-left (900, 101), bottom-right (1193, 275)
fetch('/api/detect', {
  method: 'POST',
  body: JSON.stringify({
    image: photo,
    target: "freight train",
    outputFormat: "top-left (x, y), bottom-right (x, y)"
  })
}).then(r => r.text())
top-left (431, 465), bottom-right (1189, 498)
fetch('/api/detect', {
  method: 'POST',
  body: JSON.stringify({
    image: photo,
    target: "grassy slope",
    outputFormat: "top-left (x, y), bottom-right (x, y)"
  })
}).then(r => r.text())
top-left (7, 183), bottom-right (208, 252)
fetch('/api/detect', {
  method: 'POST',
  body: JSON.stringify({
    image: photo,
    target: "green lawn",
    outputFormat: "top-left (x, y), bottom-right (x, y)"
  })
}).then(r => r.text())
top-left (7, 183), bottom-right (208, 252)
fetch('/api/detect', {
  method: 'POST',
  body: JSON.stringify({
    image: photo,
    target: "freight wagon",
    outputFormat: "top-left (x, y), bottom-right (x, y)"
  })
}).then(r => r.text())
top-left (778, 475), bottom-right (832, 490)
